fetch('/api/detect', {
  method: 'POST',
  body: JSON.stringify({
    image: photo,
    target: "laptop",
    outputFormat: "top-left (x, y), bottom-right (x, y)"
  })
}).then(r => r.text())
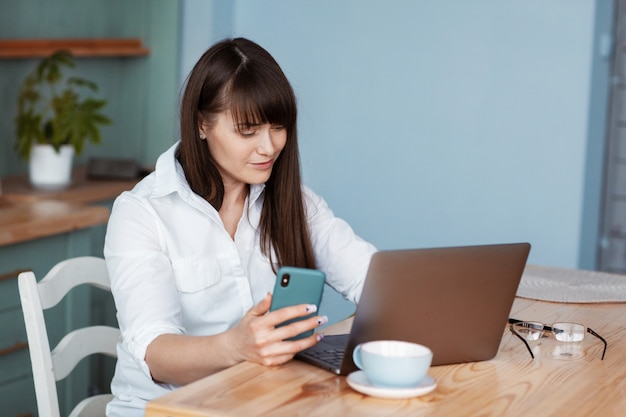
top-left (296, 242), bottom-right (531, 375)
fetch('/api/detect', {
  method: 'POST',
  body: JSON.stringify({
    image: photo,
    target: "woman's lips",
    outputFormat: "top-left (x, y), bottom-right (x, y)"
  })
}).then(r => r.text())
top-left (251, 160), bottom-right (274, 170)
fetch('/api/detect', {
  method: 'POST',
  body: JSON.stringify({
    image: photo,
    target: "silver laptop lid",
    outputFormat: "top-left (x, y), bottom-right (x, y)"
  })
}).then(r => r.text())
top-left (340, 242), bottom-right (531, 374)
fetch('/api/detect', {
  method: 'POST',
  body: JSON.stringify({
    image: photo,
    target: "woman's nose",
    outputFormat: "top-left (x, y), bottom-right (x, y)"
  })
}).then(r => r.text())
top-left (256, 127), bottom-right (275, 155)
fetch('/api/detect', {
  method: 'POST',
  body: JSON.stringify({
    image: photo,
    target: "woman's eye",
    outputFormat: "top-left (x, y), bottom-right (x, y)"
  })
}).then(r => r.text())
top-left (271, 124), bottom-right (285, 131)
top-left (238, 126), bottom-right (259, 137)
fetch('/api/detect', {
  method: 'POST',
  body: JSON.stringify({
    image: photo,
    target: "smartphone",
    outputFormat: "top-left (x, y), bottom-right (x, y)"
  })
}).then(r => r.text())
top-left (269, 266), bottom-right (325, 340)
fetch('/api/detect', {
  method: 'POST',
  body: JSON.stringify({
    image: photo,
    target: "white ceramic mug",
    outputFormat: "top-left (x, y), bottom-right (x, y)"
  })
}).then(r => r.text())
top-left (352, 340), bottom-right (433, 388)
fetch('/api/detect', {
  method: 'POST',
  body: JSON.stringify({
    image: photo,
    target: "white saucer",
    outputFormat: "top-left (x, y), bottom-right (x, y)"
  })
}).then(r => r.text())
top-left (346, 371), bottom-right (437, 399)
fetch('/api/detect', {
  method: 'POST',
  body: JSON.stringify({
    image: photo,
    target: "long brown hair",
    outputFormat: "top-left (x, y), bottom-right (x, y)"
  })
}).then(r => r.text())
top-left (177, 38), bottom-right (316, 270)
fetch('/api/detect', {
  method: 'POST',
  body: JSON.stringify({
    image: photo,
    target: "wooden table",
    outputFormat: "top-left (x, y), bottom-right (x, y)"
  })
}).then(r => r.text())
top-left (145, 295), bottom-right (626, 417)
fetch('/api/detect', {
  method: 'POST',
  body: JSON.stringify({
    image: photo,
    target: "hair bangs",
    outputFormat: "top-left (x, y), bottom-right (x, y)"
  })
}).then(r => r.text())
top-left (226, 66), bottom-right (296, 131)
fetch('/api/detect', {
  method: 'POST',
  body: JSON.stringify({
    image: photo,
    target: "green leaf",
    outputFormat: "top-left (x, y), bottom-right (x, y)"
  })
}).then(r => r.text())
top-left (14, 110), bottom-right (43, 160)
top-left (53, 96), bottom-right (111, 155)
top-left (36, 50), bottom-right (74, 85)
top-left (67, 76), bottom-right (98, 92)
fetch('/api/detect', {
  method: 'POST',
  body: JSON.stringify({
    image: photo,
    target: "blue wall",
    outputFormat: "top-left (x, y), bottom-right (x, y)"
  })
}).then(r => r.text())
top-left (180, 0), bottom-right (612, 270)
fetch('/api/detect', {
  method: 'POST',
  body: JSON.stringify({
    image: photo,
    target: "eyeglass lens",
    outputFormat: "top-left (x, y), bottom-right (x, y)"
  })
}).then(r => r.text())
top-left (513, 322), bottom-right (544, 341)
top-left (552, 322), bottom-right (585, 342)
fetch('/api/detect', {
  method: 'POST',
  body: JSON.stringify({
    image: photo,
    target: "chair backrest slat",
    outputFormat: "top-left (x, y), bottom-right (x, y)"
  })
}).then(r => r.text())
top-left (38, 257), bottom-right (111, 309)
top-left (52, 326), bottom-right (120, 381)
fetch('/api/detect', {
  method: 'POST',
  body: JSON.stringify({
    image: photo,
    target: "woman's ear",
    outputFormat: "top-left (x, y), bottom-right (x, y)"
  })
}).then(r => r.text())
top-left (198, 122), bottom-right (208, 140)
top-left (198, 114), bottom-right (208, 140)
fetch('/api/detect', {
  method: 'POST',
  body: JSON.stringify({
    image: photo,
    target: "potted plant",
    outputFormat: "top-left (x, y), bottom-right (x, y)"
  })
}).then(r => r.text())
top-left (14, 50), bottom-right (111, 190)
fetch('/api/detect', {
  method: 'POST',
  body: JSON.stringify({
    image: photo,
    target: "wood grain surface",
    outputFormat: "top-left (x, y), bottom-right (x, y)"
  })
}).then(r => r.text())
top-left (146, 294), bottom-right (626, 417)
top-left (0, 168), bottom-right (139, 246)
top-left (0, 197), bottom-right (109, 246)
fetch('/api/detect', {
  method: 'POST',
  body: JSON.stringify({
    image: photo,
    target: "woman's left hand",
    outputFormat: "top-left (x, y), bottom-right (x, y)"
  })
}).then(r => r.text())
top-left (225, 293), bottom-right (327, 366)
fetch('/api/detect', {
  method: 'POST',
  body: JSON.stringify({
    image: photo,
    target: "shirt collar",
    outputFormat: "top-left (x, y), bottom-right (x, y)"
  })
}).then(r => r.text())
top-left (248, 183), bottom-right (265, 207)
top-left (150, 141), bottom-right (188, 199)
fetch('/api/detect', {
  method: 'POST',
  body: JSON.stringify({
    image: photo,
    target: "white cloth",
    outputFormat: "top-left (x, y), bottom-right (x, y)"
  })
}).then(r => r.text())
top-left (104, 142), bottom-right (377, 417)
top-left (517, 264), bottom-right (626, 303)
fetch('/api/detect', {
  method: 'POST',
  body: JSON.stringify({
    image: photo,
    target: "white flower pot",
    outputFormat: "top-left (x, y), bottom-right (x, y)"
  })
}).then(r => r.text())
top-left (29, 144), bottom-right (75, 190)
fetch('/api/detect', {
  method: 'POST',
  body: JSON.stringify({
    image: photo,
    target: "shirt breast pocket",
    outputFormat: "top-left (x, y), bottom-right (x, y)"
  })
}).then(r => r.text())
top-left (171, 258), bottom-right (222, 293)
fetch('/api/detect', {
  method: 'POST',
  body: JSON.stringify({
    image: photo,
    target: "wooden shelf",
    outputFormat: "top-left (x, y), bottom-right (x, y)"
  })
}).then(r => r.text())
top-left (0, 38), bottom-right (150, 58)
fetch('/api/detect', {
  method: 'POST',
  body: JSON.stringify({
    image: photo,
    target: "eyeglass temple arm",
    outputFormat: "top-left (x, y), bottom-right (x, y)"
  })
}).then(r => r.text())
top-left (508, 324), bottom-right (535, 359)
top-left (587, 327), bottom-right (607, 360)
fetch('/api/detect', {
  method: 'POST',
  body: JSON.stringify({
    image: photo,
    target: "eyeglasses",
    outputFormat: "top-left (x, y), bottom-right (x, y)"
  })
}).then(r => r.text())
top-left (508, 318), bottom-right (607, 360)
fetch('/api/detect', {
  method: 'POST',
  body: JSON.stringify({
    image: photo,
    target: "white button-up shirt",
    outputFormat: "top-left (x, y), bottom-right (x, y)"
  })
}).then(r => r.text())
top-left (104, 142), bottom-right (376, 416)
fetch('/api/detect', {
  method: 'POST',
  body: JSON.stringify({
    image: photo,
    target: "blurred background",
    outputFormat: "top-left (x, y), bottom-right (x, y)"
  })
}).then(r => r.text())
top-left (0, 0), bottom-right (621, 272)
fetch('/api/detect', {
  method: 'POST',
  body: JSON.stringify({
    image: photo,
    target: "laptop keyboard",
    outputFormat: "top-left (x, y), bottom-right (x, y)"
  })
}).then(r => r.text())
top-left (306, 347), bottom-right (345, 367)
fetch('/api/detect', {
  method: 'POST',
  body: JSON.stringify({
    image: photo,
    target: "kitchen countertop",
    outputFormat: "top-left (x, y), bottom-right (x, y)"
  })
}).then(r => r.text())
top-left (0, 168), bottom-right (141, 247)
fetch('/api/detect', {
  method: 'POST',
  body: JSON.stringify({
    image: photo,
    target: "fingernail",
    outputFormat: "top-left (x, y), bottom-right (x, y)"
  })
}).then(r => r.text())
top-left (306, 304), bottom-right (317, 313)
top-left (317, 315), bottom-right (328, 326)
top-left (317, 333), bottom-right (325, 342)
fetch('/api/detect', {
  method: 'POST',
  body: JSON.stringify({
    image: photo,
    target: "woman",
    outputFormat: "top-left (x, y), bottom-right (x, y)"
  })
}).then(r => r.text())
top-left (104, 37), bottom-right (376, 416)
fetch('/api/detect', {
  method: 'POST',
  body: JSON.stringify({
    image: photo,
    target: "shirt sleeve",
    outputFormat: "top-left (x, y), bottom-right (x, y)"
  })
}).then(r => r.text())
top-left (303, 187), bottom-right (377, 303)
top-left (104, 193), bottom-right (185, 378)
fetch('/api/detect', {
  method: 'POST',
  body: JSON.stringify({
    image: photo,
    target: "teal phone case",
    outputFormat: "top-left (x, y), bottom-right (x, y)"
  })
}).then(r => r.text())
top-left (270, 266), bottom-right (325, 340)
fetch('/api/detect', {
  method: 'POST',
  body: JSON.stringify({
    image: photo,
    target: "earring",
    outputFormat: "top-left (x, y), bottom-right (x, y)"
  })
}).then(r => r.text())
top-left (199, 132), bottom-right (206, 139)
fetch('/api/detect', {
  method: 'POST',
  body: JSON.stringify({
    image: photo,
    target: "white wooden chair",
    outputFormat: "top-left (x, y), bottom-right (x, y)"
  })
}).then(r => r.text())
top-left (18, 256), bottom-right (119, 417)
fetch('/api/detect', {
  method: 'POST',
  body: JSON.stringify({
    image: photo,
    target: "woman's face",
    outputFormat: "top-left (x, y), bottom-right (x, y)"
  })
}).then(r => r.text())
top-left (200, 111), bottom-right (287, 189)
